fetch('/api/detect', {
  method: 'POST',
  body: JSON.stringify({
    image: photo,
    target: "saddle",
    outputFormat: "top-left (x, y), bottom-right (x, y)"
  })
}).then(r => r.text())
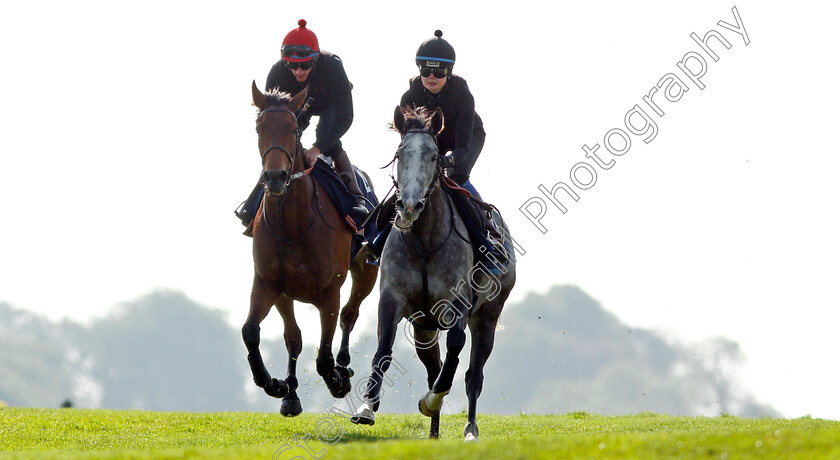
top-left (242, 159), bottom-right (378, 262)
top-left (309, 159), bottom-right (376, 232)
top-left (373, 178), bottom-right (507, 269)
top-left (439, 178), bottom-right (507, 268)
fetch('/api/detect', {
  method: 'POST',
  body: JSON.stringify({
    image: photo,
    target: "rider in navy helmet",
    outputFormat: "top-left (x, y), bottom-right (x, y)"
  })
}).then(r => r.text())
top-left (415, 30), bottom-right (456, 73)
top-left (363, 30), bottom-right (506, 265)
top-left (406, 30), bottom-right (482, 190)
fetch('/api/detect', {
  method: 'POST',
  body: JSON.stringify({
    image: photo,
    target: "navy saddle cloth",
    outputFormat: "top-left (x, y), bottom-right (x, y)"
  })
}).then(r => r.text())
top-left (309, 159), bottom-right (379, 262)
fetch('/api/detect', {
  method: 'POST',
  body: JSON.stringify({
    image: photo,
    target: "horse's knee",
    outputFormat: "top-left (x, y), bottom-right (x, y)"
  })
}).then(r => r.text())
top-left (466, 369), bottom-right (484, 394)
top-left (284, 334), bottom-right (302, 357)
top-left (340, 308), bottom-right (360, 330)
top-left (446, 327), bottom-right (467, 351)
top-left (372, 354), bottom-right (395, 377)
top-left (242, 322), bottom-right (260, 349)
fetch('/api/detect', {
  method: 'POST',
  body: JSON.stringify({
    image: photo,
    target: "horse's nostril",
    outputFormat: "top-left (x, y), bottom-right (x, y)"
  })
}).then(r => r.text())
top-left (415, 201), bottom-right (425, 213)
top-left (395, 199), bottom-right (405, 210)
top-left (262, 170), bottom-right (288, 185)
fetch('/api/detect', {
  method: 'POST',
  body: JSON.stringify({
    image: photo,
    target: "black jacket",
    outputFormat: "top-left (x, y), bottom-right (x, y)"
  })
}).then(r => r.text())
top-left (399, 75), bottom-right (485, 161)
top-left (265, 51), bottom-right (354, 153)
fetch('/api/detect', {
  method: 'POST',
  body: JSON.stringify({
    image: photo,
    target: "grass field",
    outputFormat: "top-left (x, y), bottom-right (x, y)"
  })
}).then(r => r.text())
top-left (1, 407), bottom-right (839, 459)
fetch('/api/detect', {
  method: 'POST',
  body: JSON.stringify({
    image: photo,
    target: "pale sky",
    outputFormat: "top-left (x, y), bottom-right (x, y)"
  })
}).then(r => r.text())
top-left (1, 1), bottom-right (838, 420)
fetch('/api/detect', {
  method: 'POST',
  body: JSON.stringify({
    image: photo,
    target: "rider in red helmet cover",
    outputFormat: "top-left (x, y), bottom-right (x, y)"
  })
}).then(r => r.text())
top-left (237, 19), bottom-right (367, 230)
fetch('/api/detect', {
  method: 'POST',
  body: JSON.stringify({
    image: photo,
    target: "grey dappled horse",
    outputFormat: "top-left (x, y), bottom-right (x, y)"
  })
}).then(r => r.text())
top-left (350, 107), bottom-right (516, 441)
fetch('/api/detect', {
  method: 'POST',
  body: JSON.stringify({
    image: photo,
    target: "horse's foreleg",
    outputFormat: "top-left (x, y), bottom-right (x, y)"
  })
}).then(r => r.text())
top-left (242, 277), bottom-right (288, 398)
top-left (351, 292), bottom-right (403, 426)
top-left (413, 326), bottom-right (443, 438)
top-left (337, 261), bottom-right (378, 369)
top-left (315, 290), bottom-right (350, 398)
top-left (275, 296), bottom-right (303, 417)
top-left (433, 323), bottom-right (466, 394)
top-left (420, 321), bottom-right (467, 417)
top-left (463, 310), bottom-right (500, 442)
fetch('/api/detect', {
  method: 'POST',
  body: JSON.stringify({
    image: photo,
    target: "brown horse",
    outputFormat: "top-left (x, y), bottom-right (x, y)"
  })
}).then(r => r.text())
top-left (242, 82), bottom-right (378, 416)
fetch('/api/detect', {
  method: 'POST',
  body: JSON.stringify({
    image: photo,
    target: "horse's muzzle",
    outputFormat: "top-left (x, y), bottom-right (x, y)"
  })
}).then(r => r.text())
top-left (396, 197), bottom-right (424, 223)
top-left (262, 170), bottom-right (289, 197)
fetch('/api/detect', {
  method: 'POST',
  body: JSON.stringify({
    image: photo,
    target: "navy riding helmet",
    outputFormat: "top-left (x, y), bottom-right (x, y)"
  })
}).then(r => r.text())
top-left (415, 30), bottom-right (456, 77)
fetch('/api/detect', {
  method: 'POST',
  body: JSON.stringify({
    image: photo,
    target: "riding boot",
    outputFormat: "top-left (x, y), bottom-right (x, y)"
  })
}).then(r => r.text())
top-left (360, 226), bottom-right (391, 265)
top-left (475, 202), bottom-right (508, 265)
top-left (234, 181), bottom-right (265, 237)
top-left (480, 206), bottom-right (503, 241)
top-left (331, 148), bottom-right (368, 216)
top-left (462, 181), bottom-right (508, 266)
top-left (360, 194), bottom-right (398, 265)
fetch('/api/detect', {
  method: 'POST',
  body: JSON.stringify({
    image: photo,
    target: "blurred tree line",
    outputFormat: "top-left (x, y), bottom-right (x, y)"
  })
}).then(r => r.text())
top-left (0, 286), bottom-right (777, 417)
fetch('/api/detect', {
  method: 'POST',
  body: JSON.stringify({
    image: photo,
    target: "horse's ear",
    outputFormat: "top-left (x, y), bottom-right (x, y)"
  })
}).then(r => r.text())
top-left (393, 105), bottom-right (406, 134)
top-left (289, 85), bottom-right (310, 112)
top-left (252, 80), bottom-right (267, 110)
top-left (430, 107), bottom-right (445, 136)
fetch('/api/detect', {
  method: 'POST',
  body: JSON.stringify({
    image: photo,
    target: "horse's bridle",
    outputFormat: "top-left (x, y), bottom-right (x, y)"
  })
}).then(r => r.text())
top-left (255, 103), bottom-right (324, 245)
top-left (392, 128), bottom-right (443, 227)
top-left (257, 107), bottom-right (309, 188)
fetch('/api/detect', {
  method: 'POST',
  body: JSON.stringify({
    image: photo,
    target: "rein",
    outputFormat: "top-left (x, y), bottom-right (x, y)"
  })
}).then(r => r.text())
top-left (390, 128), bottom-right (441, 227)
top-left (394, 127), bottom-right (460, 313)
top-left (259, 186), bottom-right (321, 244)
top-left (255, 104), bottom-right (326, 269)
top-left (401, 188), bottom-right (460, 327)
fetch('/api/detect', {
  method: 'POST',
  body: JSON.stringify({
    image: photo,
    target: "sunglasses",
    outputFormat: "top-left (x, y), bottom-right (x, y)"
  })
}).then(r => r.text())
top-left (281, 44), bottom-right (319, 60)
top-left (284, 60), bottom-right (314, 71)
top-left (419, 66), bottom-right (450, 78)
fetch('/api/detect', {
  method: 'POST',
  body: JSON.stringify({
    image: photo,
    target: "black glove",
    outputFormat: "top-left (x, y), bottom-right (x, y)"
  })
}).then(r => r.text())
top-left (440, 154), bottom-right (455, 168)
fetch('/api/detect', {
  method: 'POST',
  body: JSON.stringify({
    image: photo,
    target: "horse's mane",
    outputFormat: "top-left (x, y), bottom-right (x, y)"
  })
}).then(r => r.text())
top-left (263, 89), bottom-right (293, 107)
top-left (389, 106), bottom-right (434, 131)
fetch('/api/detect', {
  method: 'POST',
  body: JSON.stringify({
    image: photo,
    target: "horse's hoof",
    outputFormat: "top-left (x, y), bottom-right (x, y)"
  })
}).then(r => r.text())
top-left (264, 378), bottom-right (289, 399)
top-left (418, 398), bottom-right (434, 417)
top-left (336, 365), bottom-right (351, 378)
top-left (464, 422), bottom-right (479, 442)
top-left (429, 425), bottom-right (440, 439)
top-left (329, 367), bottom-right (352, 398)
top-left (346, 367), bottom-right (354, 378)
top-left (280, 397), bottom-right (303, 417)
top-left (350, 402), bottom-right (375, 425)
top-left (418, 389), bottom-right (449, 417)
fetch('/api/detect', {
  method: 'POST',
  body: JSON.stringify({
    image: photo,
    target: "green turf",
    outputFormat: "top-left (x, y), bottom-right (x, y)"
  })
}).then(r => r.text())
top-left (1, 407), bottom-right (838, 459)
